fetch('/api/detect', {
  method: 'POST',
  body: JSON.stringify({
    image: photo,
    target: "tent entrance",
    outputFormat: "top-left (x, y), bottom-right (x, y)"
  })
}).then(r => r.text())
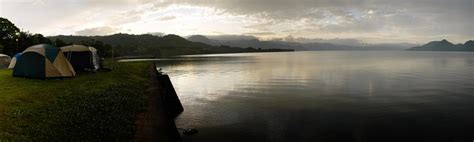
top-left (64, 51), bottom-right (95, 71)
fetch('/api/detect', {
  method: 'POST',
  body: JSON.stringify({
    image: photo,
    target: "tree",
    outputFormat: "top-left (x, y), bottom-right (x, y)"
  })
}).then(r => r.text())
top-left (0, 17), bottom-right (20, 42)
top-left (91, 40), bottom-right (112, 57)
top-left (55, 39), bottom-right (68, 47)
top-left (0, 17), bottom-right (20, 55)
top-left (11, 32), bottom-right (52, 54)
top-left (30, 34), bottom-right (51, 45)
top-left (0, 17), bottom-right (54, 55)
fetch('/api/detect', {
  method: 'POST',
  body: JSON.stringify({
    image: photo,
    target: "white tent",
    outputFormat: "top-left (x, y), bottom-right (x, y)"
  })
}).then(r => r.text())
top-left (60, 45), bottom-right (101, 71)
top-left (0, 54), bottom-right (11, 69)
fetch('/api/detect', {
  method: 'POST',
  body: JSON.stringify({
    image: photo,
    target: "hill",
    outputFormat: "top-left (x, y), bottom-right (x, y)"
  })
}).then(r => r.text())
top-left (187, 35), bottom-right (215, 45)
top-left (49, 34), bottom-right (293, 57)
top-left (464, 40), bottom-right (474, 49)
top-left (187, 35), bottom-right (413, 51)
top-left (407, 39), bottom-right (474, 51)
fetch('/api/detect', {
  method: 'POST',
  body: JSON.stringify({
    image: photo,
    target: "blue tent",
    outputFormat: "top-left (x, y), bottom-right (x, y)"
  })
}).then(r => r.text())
top-left (8, 53), bottom-right (22, 69)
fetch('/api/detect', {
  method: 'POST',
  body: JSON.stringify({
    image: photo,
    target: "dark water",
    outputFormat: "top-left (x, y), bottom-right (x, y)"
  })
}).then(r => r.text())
top-left (156, 51), bottom-right (474, 142)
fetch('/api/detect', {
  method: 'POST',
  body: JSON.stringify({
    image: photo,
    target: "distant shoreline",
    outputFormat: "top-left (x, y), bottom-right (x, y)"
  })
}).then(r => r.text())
top-left (116, 49), bottom-right (295, 60)
top-left (406, 39), bottom-right (473, 52)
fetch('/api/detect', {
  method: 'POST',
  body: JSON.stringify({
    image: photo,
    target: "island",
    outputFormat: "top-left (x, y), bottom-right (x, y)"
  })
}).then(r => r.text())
top-left (407, 39), bottom-right (474, 51)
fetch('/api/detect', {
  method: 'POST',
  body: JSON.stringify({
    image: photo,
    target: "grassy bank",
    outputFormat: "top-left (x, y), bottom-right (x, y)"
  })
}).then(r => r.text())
top-left (0, 62), bottom-right (151, 141)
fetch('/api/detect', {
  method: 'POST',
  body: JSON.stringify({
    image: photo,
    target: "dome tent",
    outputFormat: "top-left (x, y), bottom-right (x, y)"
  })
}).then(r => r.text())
top-left (8, 53), bottom-right (21, 69)
top-left (13, 44), bottom-right (76, 79)
top-left (61, 45), bottom-right (101, 72)
top-left (0, 54), bottom-right (11, 69)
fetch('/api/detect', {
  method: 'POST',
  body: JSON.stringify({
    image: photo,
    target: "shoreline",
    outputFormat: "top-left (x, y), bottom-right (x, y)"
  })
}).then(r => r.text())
top-left (134, 64), bottom-right (183, 142)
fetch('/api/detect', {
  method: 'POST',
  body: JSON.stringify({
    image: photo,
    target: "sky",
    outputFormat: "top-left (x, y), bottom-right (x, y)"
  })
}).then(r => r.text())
top-left (0, 0), bottom-right (473, 44)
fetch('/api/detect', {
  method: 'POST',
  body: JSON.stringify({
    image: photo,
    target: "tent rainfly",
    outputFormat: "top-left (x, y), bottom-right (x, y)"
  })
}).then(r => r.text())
top-left (8, 53), bottom-right (21, 69)
top-left (61, 45), bottom-right (101, 72)
top-left (13, 44), bottom-right (76, 79)
top-left (0, 54), bottom-right (11, 69)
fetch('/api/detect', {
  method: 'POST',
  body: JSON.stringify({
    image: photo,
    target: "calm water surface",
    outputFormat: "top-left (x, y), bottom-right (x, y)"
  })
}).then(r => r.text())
top-left (156, 51), bottom-right (474, 142)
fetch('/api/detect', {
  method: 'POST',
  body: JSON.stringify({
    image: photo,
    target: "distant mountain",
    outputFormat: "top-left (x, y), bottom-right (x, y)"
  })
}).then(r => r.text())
top-left (464, 40), bottom-right (474, 48)
top-left (188, 35), bottom-right (413, 51)
top-left (206, 35), bottom-right (257, 41)
top-left (49, 34), bottom-right (293, 57)
top-left (187, 35), bottom-right (216, 45)
top-left (407, 39), bottom-right (474, 51)
top-left (188, 35), bottom-right (301, 49)
top-left (300, 42), bottom-right (416, 51)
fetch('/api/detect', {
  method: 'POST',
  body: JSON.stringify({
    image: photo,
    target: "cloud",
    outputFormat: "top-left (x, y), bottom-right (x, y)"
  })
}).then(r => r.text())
top-left (107, 10), bottom-right (143, 25)
top-left (150, 0), bottom-right (473, 42)
top-left (75, 26), bottom-right (121, 36)
top-left (153, 0), bottom-right (367, 16)
top-left (1, 0), bottom-right (472, 43)
top-left (146, 32), bottom-right (165, 36)
top-left (159, 15), bottom-right (176, 21)
top-left (243, 32), bottom-right (275, 36)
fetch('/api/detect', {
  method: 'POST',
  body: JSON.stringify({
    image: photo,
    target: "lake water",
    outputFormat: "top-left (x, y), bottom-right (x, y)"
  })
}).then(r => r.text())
top-left (156, 51), bottom-right (474, 142)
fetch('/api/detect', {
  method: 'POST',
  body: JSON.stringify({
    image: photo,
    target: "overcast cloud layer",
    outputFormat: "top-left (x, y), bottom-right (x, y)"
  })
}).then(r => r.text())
top-left (0, 0), bottom-right (472, 43)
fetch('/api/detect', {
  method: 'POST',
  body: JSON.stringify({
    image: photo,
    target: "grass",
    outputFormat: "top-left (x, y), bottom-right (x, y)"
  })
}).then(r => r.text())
top-left (0, 62), bottom-right (151, 141)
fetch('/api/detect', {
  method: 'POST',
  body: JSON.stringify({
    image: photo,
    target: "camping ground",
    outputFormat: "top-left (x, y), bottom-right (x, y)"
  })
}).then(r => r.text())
top-left (0, 61), bottom-right (151, 140)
